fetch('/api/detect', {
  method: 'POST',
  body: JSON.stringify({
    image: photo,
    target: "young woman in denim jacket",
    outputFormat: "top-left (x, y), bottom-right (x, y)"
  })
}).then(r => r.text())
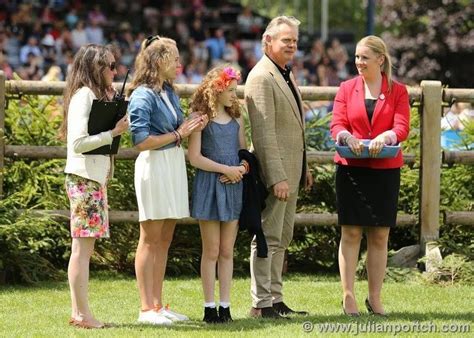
top-left (128, 36), bottom-right (207, 325)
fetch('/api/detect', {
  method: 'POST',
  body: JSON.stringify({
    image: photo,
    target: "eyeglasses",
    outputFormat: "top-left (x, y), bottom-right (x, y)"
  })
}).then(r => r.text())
top-left (144, 35), bottom-right (160, 49)
top-left (109, 62), bottom-right (116, 71)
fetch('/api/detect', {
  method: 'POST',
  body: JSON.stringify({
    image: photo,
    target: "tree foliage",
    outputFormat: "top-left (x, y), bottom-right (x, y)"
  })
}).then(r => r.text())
top-left (234, 0), bottom-right (367, 41)
top-left (378, 0), bottom-right (474, 87)
top-left (235, 0), bottom-right (473, 87)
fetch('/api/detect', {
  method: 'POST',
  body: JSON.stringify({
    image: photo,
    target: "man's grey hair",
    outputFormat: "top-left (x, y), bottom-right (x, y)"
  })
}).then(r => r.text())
top-left (261, 16), bottom-right (301, 51)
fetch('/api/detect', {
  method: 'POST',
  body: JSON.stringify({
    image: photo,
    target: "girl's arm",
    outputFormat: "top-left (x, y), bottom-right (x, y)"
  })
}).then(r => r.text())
top-left (237, 115), bottom-right (247, 149)
top-left (188, 130), bottom-right (244, 182)
top-left (219, 117), bottom-right (248, 184)
top-left (134, 131), bottom-right (180, 152)
top-left (136, 116), bottom-right (203, 151)
top-left (129, 91), bottom-right (203, 151)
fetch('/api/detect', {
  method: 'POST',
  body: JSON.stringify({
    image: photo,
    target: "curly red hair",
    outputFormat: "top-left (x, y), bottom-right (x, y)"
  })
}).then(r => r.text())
top-left (190, 65), bottom-right (241, 120)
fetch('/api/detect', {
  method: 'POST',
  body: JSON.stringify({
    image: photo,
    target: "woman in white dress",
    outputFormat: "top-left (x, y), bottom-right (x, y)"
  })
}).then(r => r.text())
top-left (127, 35), bottom-right (207, 325)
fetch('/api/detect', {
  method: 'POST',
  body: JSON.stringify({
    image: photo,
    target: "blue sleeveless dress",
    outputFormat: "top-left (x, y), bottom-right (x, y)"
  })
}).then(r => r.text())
top-left (191, 119), bottom-right (243, 221)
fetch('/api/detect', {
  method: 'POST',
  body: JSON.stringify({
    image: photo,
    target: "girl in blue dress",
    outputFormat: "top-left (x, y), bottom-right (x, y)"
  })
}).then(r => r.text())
top-left (188, 66), bottom-right (247, 323)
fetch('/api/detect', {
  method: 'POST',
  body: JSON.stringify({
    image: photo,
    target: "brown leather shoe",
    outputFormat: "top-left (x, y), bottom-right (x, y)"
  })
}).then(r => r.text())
top-left (250, 306), bottom-right (289, 319)
top-left (249, 307), bottom-right (262, 318)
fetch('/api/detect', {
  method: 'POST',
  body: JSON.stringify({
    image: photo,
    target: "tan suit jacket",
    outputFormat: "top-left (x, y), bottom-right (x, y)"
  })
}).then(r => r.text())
top-left (245, 55), bottom-right (306, 193)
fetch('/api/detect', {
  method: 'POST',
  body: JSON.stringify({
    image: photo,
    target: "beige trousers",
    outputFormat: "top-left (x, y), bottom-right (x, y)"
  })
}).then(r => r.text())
top-left (250, 191), bottom-right (298, 308)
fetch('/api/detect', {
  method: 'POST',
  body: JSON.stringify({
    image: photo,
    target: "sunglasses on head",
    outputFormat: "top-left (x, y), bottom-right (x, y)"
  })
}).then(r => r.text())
top-left (145, 35), bottom-right (160, 49)
top-left (109, 62), bottom-right (116, 71)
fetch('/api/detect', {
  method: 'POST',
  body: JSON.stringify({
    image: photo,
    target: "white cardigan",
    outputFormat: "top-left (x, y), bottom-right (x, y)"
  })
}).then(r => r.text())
top-left (64, 87), bottom-right (114, 185)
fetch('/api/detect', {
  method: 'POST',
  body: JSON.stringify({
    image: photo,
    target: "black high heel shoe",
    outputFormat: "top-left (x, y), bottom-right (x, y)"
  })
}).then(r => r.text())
top-left (365, 298), bottom-right (387, 317)
top-left (341, 301), bottom-right (360, 317)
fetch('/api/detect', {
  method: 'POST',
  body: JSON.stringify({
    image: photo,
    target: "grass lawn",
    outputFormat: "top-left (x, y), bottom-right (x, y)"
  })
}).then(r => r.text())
top-left (0, 274), bottom-right (472, 337)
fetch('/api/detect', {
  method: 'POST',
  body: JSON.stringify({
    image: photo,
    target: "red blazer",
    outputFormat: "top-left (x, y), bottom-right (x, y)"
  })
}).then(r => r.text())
top-left (330, 74), bottom-right (410, 169)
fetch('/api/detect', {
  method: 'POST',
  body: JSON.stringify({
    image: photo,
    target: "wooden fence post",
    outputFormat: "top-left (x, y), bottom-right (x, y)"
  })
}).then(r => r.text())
top-left (419, 81), bottom-right (442, 265)
top-left (0, 71), bottom-right (5, 199)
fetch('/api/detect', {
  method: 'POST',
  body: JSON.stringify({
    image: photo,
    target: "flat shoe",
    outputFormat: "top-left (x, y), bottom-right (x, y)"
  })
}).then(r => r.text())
top-left (68, 318), bottom-right (109, 329)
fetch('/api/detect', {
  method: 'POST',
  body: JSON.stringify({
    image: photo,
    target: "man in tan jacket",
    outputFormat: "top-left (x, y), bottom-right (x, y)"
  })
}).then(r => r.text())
top-left (245, 15), bottom-right (313, 319)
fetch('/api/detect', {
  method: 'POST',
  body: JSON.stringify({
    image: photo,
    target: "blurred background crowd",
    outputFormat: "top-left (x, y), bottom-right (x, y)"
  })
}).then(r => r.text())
top-left (1, 0), bottom-right (472, 149)
top-left (0, 0), bottom-right (354, 88)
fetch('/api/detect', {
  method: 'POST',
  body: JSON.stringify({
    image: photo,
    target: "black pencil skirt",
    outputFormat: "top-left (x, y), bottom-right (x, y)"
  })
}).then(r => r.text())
top-left (335, 165), bottom-right (401, 227)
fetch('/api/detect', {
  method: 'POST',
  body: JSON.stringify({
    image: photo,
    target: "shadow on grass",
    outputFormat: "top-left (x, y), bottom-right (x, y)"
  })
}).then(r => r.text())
top-left (83, 312), bottom-right (474, 333)
top-left (100, 317), bottom-right (312, 332)
top-left (372, 312), bottom-right (474, 322)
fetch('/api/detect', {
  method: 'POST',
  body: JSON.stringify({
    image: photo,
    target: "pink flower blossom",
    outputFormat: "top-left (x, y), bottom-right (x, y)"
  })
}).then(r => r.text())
top-left (92, 190), bottom-right (103, 201)
top-left (213, 67), bottom-right (241, 92)
top-left (72, 227), bottom-right (81, 237)
top-left (79, 229), bottom-right (90, 237)
top-left (68, 186), bottom-right (80, 198)
top-left (89, 213), bottom-right (101, 226)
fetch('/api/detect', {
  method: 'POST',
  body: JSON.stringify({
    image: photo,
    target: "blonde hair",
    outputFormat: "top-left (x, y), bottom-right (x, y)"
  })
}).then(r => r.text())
top-left (190, 65), bottom-right (241, 120)
top-left (261, 15), bottom-right (300, 52)
top-left (357, 35), bottom-right (393, 91)
top-left (59, 44), bottom-right (114, 140)
top-left (127, 36), bottom-right (177, 96)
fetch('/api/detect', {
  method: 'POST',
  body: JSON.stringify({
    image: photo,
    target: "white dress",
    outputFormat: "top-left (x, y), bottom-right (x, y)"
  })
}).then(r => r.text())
top-left (134, 91), bottom-right (189, 221)
top-left (135, 147), bottom-right (189, 221)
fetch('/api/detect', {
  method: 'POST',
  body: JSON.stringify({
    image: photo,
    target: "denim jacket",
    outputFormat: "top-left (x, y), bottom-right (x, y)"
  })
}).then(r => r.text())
top-left (129, 83), bottom-right (184, 150)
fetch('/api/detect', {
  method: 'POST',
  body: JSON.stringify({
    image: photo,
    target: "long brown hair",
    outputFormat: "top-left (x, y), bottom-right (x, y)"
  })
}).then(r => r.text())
top-left (127, 36), bottom-right (177, 96)
top-left (59, 44), bottom-right (113, 140)
top-left (190, 66), bottom-right (241, 120)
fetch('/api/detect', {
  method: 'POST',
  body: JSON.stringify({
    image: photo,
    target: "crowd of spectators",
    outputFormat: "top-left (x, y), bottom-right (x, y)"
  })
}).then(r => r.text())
top-left (0, 0), bottom-right (352, 90)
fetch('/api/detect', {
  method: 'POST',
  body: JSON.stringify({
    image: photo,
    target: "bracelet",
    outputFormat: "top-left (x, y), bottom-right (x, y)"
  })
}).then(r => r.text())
top-left (239, 160), bottom-right (250, 174)
top-left (172, 130), bottom-right (181, 147)
top-left (176, 130), bottom-right (182, 147)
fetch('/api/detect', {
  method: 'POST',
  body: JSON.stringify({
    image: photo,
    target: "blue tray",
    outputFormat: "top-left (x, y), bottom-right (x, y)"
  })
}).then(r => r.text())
top-left (336, 139), bottom-right (401, 159)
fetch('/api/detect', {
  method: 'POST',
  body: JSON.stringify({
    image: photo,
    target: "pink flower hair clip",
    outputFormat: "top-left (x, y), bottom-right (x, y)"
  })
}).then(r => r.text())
top-left (213, 67), bottom-right (241, 92)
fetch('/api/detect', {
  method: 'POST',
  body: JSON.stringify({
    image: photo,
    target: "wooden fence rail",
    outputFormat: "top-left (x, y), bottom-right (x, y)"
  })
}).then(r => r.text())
top-left (442, 150), bottom-right (474, 166)
top-left (5, 80), bottom-right (425, 101)
top-left (16, 209), bottom-right (418, 227)
top-left (444, 211), bottom-right (474, 226)
top-left (4, 145), bottom-right (417, 166)
top-left (9, 146), bottom-right (474, 167)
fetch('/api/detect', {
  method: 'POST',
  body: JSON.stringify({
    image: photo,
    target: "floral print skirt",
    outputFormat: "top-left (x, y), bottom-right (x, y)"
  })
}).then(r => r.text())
top-left (65, 174), bottom-right (109, 238)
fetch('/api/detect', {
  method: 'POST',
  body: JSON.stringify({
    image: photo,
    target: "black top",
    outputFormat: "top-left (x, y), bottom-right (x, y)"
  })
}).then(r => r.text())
top-left (267, 55), bottom-right (302, 117)
top-left (365, 98), bottom-right (377, 123)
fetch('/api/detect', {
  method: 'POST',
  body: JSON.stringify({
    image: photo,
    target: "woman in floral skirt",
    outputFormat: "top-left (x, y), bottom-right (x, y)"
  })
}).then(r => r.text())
top-left (60, 44), bottom-right (129, 328)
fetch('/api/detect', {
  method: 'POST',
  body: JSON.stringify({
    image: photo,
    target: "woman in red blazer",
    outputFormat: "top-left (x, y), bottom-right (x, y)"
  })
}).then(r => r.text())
top-left (330, 35), bottom-right (410, 316)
